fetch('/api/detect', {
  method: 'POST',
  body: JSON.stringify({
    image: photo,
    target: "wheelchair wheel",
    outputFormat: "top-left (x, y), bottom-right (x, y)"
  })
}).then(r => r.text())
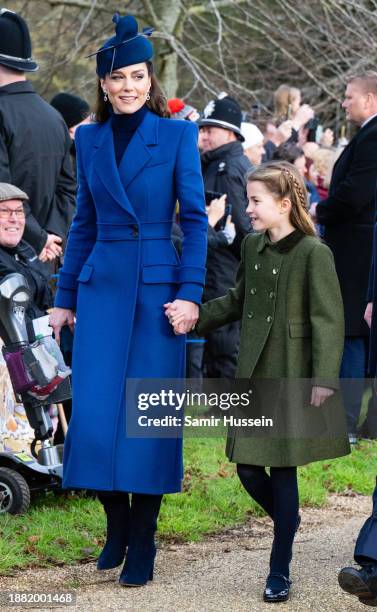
top-left (0, 467), bottom-right (30, 514)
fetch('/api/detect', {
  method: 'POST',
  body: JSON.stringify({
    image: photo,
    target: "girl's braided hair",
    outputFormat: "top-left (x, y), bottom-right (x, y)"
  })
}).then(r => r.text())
top-left (246, 161), bottom-right (317, 237)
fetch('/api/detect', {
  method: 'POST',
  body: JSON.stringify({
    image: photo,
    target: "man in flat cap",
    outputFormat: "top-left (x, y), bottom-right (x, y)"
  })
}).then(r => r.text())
top-left (0, 9), bottom-right (76, 262)
top-left (0, 182), bottom-right (53, 314)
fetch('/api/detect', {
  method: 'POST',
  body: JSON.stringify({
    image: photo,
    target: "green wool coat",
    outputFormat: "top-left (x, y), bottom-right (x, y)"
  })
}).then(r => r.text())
top-left (196, 229), bottom-right (350, 467)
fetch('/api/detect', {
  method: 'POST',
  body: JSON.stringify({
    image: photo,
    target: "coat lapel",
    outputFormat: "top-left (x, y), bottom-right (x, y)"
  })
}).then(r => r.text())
top-left (92, 120), bottom-right (136, 218)
top-left (119, 110), bottom-right (159, 190)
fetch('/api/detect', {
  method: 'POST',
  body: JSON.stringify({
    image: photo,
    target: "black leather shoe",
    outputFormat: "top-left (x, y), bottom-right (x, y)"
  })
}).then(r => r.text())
top-left (338, 565), bottom-right (377, 601)
top-left (359, 596), bottom-right (377, 607)
top-left (263, 573), bottom-right (291, 603)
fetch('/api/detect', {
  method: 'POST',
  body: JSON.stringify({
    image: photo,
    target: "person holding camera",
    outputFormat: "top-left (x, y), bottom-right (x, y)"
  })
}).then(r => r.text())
top-left (197, 94), bottom-right (252, 379)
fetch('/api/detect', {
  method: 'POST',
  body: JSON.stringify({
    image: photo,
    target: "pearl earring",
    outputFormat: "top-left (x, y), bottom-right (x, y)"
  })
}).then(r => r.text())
top-left (103, 91), bottom-right (108, 102)
top-left (146, 91), bottom-right (151, 101)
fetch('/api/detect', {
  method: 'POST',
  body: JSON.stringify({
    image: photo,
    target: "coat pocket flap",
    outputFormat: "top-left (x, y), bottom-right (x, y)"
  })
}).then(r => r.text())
top-left (142, 264), bottom-right (180, 284)
top-left (289, 322), bottom-right (312, 338)
top-left (77, 264), bottom-right (93, 283)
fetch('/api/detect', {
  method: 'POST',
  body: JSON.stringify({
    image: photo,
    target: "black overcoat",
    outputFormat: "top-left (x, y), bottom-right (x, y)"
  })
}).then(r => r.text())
top-left (316, 116), bottom-right (377, 337)
top-left (201, 141), bottom-right (251, 300)
top-left (0, 81), bottom-right (76, 254)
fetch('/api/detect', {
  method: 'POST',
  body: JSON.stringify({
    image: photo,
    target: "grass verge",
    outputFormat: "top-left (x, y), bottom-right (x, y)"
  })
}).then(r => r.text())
top-left (0, 436), bottom-right (375, 574)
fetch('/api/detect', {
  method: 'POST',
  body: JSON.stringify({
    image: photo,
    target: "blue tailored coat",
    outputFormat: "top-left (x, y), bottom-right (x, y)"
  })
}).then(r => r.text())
top-left (55, 109), bottom-right (208, 493)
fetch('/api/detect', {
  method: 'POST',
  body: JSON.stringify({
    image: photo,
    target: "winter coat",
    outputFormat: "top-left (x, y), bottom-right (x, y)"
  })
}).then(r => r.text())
top-left (55, 110), bottom-right (208, 493)
top-left (201, 141), bottom-right (251, 300)
top-left (0, 81), bottom-right (76, 254)
top-left (316, 116), bottom-right (377, 337)
top-left (196, 230), bottom-right (350, 466)
top-left (0, 240), bottom-right (53, 321)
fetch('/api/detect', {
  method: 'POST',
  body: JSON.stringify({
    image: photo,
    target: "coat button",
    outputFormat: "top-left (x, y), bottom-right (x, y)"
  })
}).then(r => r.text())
top-left (132, 224), bottom-right (139, 237)
top-left (247, 311), bottom-right (254, 319)
top-left (272, 268), bottom-right (278, 275)
top-left (254, 263), bottom-right (261, 270)
top-left (269, 291), bottom-right (275, 299)
top-left (266, 315), bottom-right (273, 323)
top-left (250, 288), bottom-right (257, 295)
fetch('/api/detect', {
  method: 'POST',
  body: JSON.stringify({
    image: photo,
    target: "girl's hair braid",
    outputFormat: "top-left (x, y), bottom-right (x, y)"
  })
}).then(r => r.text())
top-left (246, 161), bottom-right (316, 237)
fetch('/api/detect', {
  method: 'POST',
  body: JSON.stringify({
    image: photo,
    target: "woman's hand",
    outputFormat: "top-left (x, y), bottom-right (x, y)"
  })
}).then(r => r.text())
top-left (292, 104), bottom-right (314, 129)
top-left (365, 302), bottom-right (373, 328)
top-left (277, 120), bottom-right (294, 143)
top-left (206, 194), bottom-right (227, 228)
top-left (164, 300), bottom-right (199, 335)
top-left (310, 386), bottom-right (334, 407)
top-left (49, 307), bottom-right (75, 344)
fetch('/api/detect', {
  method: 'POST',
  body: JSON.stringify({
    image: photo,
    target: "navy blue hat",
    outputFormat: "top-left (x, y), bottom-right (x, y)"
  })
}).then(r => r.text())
top-left (92, 14), bottom-right (153, 78)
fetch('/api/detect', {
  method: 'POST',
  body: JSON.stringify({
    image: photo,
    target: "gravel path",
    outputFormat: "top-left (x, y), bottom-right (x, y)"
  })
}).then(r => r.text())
top-left (0, 494), bottom-right (372, 611)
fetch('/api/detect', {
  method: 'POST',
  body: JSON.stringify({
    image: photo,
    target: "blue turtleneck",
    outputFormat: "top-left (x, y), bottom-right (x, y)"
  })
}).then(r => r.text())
top-left (111, 104), bottom-right (147, 166)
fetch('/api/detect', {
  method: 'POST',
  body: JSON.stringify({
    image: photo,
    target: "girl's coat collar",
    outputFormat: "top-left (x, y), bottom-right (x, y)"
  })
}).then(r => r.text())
top-left (256, 229), bottom-right (305, 254)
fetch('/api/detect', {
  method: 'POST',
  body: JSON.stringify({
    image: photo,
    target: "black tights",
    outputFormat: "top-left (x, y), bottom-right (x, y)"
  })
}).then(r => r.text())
top-left (97, 491), bottom-right (163, 535)
top-left (237, 464), bottom-right (299, 577)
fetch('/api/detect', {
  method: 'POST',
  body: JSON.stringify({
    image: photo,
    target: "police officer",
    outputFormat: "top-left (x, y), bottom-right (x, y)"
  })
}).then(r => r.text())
top-left (0, 10), bottom-right (76, 262)
top-left (198, 93), bottom-right (252, 379)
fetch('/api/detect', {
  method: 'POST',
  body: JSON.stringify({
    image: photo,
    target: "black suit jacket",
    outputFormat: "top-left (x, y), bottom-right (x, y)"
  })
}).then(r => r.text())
top-left (0, 81), bottom-right (76, 254)
top-left (317, 116), bottom-right (377, 336)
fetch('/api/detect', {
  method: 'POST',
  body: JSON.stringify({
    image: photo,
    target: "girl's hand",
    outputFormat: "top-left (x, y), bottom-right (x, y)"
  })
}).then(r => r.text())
top-left (311, 386), bottom-right (334, 407)
top-left (365, 302), bottom-right (373, 328)
top-left (164, 300), bottom-right (199, 335)
top-left (49, 307), bottom-right (75, 344)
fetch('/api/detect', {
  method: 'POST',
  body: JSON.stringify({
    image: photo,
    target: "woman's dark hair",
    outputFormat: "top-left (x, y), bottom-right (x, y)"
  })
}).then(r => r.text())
top-left (273, 142), bottom-right (305, 164)
top-left (94, 61), bottom-right (170, 122)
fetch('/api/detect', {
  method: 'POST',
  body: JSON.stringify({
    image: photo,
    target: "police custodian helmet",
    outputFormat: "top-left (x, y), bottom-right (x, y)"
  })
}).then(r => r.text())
top-left (0, 9), bottom-right (38, 72)
top-left (198, 93), bottom-right (244, 141)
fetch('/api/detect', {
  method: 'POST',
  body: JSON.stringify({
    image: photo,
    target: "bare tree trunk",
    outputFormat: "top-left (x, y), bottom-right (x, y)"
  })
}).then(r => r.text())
top-left (142, 0), bottom-right (184, 97)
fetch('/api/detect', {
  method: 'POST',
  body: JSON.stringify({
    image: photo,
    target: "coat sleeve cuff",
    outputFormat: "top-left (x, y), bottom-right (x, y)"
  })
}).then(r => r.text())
top-left (54, 287), bottom-right (77, 310)
top-left (311, 377), bottom-right (340, 390)
top-left (57, 270), bottom-right (79, 291)
top-left (175, 283), bottom-right (203, 305)
top-left (178, 265), bottom-right (206, 285)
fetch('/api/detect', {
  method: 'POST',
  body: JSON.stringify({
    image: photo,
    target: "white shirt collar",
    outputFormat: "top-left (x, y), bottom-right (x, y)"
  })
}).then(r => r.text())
top-left (361, 113), bottom-right (377, 129)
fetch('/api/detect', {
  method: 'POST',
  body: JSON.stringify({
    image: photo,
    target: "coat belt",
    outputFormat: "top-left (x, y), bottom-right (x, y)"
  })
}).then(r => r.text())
top-left (97, 222), bottom-right (173, 241)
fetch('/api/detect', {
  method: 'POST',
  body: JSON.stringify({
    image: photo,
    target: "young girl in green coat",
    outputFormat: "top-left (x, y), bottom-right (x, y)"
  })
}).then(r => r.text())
top-left (165, 161), bottom-right (350, 604)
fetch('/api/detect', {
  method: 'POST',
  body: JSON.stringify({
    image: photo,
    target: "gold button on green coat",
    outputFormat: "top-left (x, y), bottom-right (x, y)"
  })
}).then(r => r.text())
top-left (197, 230), bottom-right (350, 467)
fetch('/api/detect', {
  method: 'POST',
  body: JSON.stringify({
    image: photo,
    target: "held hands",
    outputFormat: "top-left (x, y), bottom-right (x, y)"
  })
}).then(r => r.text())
top-left (311, 386), bottom-right (334, 407)
top-left (164, 300), bottom-right (199, 335)
top-left (49, 307), bottom-right (75, 344)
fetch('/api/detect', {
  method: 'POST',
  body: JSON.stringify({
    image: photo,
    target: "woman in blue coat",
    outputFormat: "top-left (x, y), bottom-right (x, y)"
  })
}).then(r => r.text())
top-left (49, 14), bottom-right (207, 587)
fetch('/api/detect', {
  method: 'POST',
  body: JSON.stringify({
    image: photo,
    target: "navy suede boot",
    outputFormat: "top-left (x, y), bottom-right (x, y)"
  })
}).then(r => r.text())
top-left (97, 491), bottom-right (130, 570)
top-left (119, 493), bottom-right (162, 587)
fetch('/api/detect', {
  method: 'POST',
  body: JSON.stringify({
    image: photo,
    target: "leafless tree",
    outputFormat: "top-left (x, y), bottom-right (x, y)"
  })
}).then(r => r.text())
top-left (6, 0), bottom-right (377, 133)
